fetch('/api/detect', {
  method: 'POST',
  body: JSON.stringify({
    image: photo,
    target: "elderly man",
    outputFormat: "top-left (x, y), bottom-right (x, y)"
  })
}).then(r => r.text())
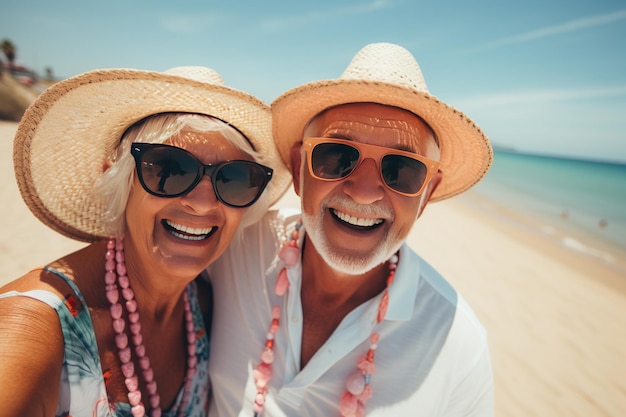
top-left (208, 42), bottom-right (494, 417)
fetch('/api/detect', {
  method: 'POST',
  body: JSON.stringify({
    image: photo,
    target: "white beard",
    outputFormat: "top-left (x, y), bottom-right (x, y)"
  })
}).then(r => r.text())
top-left (301, 195), bottom-right (404, 275)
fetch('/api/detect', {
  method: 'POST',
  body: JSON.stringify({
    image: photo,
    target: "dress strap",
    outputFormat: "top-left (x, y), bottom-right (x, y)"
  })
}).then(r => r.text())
top-left (43, 266), bottom-right (88, 306)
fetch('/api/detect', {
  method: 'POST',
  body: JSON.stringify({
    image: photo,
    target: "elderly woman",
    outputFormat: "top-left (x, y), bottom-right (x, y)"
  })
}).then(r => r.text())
top-left (0, 67), bottom-right (290, 417)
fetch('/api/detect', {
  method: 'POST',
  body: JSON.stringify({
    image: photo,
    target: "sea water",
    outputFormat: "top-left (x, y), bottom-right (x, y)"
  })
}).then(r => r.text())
top-left (471, 150), bottom-right (626, 271)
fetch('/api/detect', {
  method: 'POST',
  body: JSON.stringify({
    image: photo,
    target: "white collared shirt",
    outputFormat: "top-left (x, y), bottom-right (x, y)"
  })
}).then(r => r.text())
top-left (208, 209), bottom-right (493, 417)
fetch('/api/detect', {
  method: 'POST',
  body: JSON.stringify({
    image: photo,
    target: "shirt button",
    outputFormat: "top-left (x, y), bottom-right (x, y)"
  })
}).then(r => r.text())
top-left (291, 315), bottom-right (299, 323)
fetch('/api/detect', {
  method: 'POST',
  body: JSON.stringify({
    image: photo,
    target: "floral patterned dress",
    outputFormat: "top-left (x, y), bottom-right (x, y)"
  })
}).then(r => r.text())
top-left (0, 267), bottom-right (211, 417)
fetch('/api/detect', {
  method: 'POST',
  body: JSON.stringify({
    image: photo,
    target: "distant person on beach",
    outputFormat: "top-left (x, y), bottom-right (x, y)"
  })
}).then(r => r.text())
top-left (0, 66), bottom-right (289, 416)
top-left (207, 43), bottom-right (495, 416)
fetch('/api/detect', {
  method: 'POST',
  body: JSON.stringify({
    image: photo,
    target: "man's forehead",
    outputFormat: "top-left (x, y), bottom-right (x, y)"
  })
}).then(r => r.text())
top-left (306, 103), bottom-right (436, 152)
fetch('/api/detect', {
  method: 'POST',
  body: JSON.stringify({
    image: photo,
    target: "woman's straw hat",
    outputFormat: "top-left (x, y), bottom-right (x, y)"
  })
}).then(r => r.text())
top-left (13, 66), bottom-right (291, 242)
top-left (272, 42), bottom-right (493, 202)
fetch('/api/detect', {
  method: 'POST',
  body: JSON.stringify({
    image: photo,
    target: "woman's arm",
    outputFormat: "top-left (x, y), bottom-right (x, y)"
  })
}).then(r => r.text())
top-left (0, 295), bottom-right (64, 417)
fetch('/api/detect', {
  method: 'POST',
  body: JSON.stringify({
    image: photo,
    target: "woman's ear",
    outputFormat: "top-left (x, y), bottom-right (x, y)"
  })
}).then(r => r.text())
top-left (289, 143), bottom-right (303, 196)
top-left (102, 159), bottom-right (112, 173)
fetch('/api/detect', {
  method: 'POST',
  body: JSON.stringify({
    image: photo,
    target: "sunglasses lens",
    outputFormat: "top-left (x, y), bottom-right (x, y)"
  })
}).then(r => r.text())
top-left (381, 154), bottom-right (428, 195)
top-left (214, 162), bottom-right (270, 207)
top-left (311, 142), bottom-right (360, 179)
top-left (138, 146), bottom-right (199, 196)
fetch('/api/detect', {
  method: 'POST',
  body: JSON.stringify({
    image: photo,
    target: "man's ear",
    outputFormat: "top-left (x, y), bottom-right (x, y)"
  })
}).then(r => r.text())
top-left (416, 170), bottom-right (443, 218)
top-left (289, 142), bottom-right (303, 196)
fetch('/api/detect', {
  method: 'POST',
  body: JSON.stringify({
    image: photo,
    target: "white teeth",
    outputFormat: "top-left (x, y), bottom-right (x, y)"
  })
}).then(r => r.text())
top-left (332, 209), bottom-right (383, 227)
top-left (165, 220), bottom-right (215, 241)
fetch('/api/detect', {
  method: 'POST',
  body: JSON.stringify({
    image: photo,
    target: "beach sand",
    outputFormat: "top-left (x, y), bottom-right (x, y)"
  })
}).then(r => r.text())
top-left (1, 120), bottom-right (624, 416)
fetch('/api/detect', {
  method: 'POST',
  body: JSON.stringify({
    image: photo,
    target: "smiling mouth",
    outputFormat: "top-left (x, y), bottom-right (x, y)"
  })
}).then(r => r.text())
top-left (162, 220), bottom-right (216, 241)
top-left (330, 208), bottom-right (384, 229)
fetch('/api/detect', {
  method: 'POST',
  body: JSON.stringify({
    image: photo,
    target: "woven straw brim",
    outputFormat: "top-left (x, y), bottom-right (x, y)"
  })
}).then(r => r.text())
top-left (272, 79), bottom-right (493, 202)
top-left (13, 69), bottom-right (291, 242)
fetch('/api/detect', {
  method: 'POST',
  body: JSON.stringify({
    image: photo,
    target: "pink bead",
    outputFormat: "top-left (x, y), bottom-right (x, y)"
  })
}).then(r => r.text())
top-left (188, 343), bottom-right (197, 356)
top-left (186, 319), bottom-right (195, 333)
top-left (139, 356), bottom-right (150, 370)
top-left (132, 333), bottom-right (143, 346)
top-left (130, 322), bottom-right (141, 335)
top-left (377, 290), bottom-right (389, 323)
top-left (106, 289), bottom-right (119, 304)
top-left (105, 259), bottom-right (116, 272)
top-left (147, 381), bottom-right (158, 395)
top-left (261, 348), bottom-right (274, 364)
top-left (126, 300), bottom-right (138, 313)
top-left (115, 250), bottom-right (125, 263)
top-left (272, 306), bottom-right (281, 319)
top-left (110, 303), bottom-right (123, 319)
top-left (107, 239), bottom-right (115, 250)
top-left (135, 344), bottom-right (146, 357)
top-left (122, 287), bottom-right (134, 301)
top-left (112, 318), bottom-right (125, 333)
top-left (358, 385), bottom-right (373, 403)
top-left (143, 368), bottom-right (154, 382)
top-left (370, 333), bottom-right (380, 344)
top-left (119, 347), bottom-right (131, 363)
top-left (131, 404), bottom-right (145, 417)
top-left (121, 361), bottom-right (135, 378)
top-left (270, 321), bottom-right (279, 334)
top-left (186, 367), bottom-right (197, 379)
top-left (125, 375), bottom-right (139, 391)
top-left (339, 392), bottom-right (358, 416)
top-left (128, 312), bottom-right (139, 323)
top-left (115, 240), bottom-right (123, 251)
top-left (116, 263), bottom-right (127, 276)
top-left (275, 268), bottom-right (289, 296)
top-left (255, 393), bottom-right (266, 406)
top-left (278, 245), bottom-right (299, 266)
top-left (188, 356), bottom-right (198, 369)
top-left (253, 363), bottom-right (272, 388)
top-left (115, 333), bottom-right (128, 349)
top-left (105, 271), bottom-right (116, 284)
top-left (118, 275), bottom-right (130, 288)
top-left (346, 371), bottom-right (365, 395)
top-left (150, 394), bottom-right (161, 408)
top-left (152, 407), bottom-right (162, 417)
top-left (106, 250), bottom-right (115, 260)
top-left (253, 402), bottom-right (264, 413)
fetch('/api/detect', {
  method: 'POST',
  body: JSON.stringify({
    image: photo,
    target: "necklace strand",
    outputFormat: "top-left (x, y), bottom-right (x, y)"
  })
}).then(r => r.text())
top-left (105, 238), bottom-right (197, 417)
top-left (252, 224), bottom-right (398, 417)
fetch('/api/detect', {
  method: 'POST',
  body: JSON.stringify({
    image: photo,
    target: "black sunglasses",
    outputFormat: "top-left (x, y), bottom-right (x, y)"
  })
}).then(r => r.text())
top-left (131, 142), bottom-right (273, 208)
top-left (303, 137), bottom-right (439, 196)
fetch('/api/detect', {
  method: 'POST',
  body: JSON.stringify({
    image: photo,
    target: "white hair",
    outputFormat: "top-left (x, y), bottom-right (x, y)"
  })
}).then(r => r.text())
top-left (95, 112), bottom-right (267, 236)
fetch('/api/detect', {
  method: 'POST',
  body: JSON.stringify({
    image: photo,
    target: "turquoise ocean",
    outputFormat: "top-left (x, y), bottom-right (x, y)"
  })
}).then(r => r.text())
top-left (469, 150), bottom-right (626, 274)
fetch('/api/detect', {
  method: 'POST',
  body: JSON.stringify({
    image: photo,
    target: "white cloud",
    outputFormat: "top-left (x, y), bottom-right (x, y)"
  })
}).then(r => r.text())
top-left (463, 9), bottom-right (626, 53)
top-left (456, 86), bottom-right (626, 108)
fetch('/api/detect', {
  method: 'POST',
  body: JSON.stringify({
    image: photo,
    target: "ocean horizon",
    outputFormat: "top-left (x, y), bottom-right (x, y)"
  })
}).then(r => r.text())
top-left (470, 149), bottom-right (626, 274)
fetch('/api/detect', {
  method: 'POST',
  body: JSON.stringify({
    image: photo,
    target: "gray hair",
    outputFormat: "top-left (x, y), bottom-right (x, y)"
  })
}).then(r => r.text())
top-left (95, 112), bottom-right (267, 236)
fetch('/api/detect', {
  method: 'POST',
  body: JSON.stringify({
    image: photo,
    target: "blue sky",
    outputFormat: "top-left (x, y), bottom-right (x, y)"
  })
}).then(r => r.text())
top-left (2, 0), bottom-right (625, 163)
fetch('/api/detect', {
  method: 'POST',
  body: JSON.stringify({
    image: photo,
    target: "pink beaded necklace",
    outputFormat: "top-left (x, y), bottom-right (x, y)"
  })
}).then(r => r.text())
top-left (252, 224), bottom-right (398, 417)
top-left (104, 237), bottom-right (197, 417)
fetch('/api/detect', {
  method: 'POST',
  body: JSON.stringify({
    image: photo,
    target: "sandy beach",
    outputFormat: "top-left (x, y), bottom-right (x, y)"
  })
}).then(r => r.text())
top-left (1, 119), bottom-right (624, 416)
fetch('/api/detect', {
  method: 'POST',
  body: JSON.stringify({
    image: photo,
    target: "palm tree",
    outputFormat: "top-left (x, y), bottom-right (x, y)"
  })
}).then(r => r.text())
top-left (1, 39), bottom-right (16, 69)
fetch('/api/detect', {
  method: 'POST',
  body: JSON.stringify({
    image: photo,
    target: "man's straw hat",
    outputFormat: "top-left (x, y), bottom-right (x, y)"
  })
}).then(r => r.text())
top-left (272, 42), bottom-right (493, 202)
top-left (13, 66), bottom-right (291, 242)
